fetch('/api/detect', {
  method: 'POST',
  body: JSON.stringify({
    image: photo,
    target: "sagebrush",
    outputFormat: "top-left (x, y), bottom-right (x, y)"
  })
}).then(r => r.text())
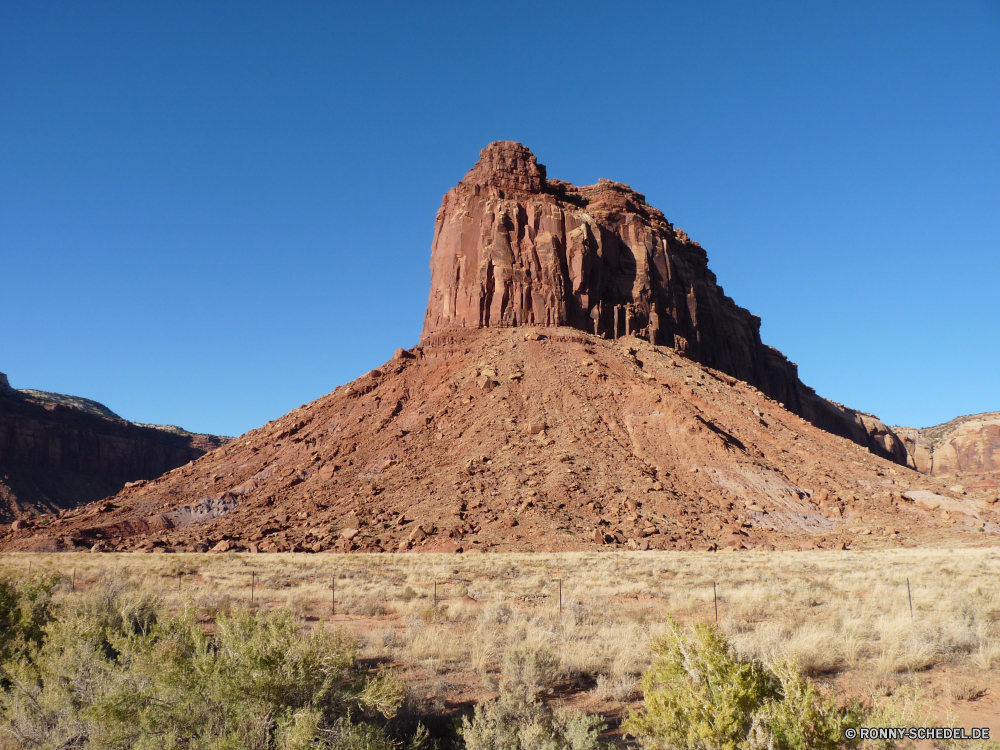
top-left (0, 572), bottom-right (405, 749)
top-left (624, 617), bottom-right (866, 750)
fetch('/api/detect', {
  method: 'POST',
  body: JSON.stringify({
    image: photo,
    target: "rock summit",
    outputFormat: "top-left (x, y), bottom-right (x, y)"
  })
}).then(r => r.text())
top-left (5, 143), bottom-right (993, 554)
top-left (425, 142), bottom-right (907, 464)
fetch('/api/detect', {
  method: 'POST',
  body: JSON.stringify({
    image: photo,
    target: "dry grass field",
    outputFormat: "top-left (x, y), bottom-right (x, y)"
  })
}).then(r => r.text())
top-left (2, 547), bottom-right (999, 748)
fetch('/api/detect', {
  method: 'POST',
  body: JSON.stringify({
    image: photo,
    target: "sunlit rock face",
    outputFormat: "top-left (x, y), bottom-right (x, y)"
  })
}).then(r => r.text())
top-left (897, 414), bottom-right (1000, 478)
top-left (423, 142), bottom-right (908, 464)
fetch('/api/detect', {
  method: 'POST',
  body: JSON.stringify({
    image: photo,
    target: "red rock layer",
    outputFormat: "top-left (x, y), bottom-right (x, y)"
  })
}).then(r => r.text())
top-left (3, 328), bottom-right (994, 554)
top-left (422, 142), bottom-right (908, 465)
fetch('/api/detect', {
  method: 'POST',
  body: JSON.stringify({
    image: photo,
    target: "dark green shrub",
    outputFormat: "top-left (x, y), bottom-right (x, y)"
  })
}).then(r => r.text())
top-left (0, 574), bottom-right (57, 667)
top-left (623, 618), bottom-right (865, 750)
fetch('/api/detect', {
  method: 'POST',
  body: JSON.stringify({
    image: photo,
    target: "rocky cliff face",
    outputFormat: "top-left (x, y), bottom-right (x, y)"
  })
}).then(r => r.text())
top-left (6, 328), bottom-right (990, 555)
top-left (0, 372), bottom-right (228, 520)
top-left (424, 142), bottom-right (908, 464)
top-left (896, 413), bottom-right (1000, 480)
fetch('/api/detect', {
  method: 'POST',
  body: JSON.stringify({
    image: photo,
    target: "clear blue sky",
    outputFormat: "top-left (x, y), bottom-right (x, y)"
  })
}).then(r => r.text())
top-left (2, 1), bottom-right (998, 437)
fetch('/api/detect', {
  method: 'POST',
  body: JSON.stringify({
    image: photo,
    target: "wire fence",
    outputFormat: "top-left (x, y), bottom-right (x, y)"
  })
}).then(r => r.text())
top-left (3, 557), bottom-right (930, 626)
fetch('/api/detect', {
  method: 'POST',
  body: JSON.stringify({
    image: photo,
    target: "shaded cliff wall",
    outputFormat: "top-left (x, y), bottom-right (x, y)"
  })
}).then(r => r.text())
top-left (0, 379), bottom-right (225, 520)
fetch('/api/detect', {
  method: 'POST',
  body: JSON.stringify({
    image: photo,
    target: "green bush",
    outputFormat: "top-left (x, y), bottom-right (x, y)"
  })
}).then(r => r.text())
top-left (0, 573), bottom-right (406, 749)
top-left (324, 719), bottom-right (398, 750)
top-left (499, 645), bottom-right (560, 699)
top-left (461, 687), bottom-right (604, 750)
top-left (623, 618), bottom-right (865, 750)
top-left (462, 642), bottom-right (604, 750)
top-left (0, 574), bottom-right (57, 668)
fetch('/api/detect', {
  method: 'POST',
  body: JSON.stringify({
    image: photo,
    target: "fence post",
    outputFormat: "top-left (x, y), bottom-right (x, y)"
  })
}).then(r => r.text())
top-left (332, 577), bottom-right (336, 616)
top-left (251, 571), bottom-right (255, 603)
top-left (714, 582), bottom-right (718, 623)
top-left (907, 578), bottom-right (913, 618)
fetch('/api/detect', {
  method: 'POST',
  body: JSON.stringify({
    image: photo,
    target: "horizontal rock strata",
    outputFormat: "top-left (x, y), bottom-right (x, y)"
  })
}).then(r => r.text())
top-left (0, 372), bottom-right (227, 520)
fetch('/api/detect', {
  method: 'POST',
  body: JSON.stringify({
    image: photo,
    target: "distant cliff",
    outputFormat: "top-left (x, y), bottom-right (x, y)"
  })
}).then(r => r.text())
top-left (423, 142), bottom-right (909, 464)
top-left (0, 372), bottom-right (229, 520)
top-left (896, 412), bottom-right (1000, 480)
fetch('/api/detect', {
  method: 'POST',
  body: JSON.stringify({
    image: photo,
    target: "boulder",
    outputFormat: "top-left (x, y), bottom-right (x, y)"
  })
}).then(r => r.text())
top-left (903, 490), bottom-right (944, 510)
top-left (145, 514), bottom-right (174, 532)
top-left (408, 526), bottom-right (426, 543)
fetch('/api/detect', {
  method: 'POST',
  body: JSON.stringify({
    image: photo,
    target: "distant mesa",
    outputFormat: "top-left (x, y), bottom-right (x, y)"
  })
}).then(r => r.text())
top-left (15, 388), bottom-right (122, 420)
top-left (424, 141), bottom-right (908, 465)
top-left (896, 412), bottom-right (1000, 482)
top-left (0, 371), bottom-right (229, 521)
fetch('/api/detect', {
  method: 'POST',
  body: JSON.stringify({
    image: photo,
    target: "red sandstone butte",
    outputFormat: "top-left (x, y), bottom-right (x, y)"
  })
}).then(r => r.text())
top-left (423, 142), bottom-right (908, 464)
top-left (7, 142), bottom-right (971, 556)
